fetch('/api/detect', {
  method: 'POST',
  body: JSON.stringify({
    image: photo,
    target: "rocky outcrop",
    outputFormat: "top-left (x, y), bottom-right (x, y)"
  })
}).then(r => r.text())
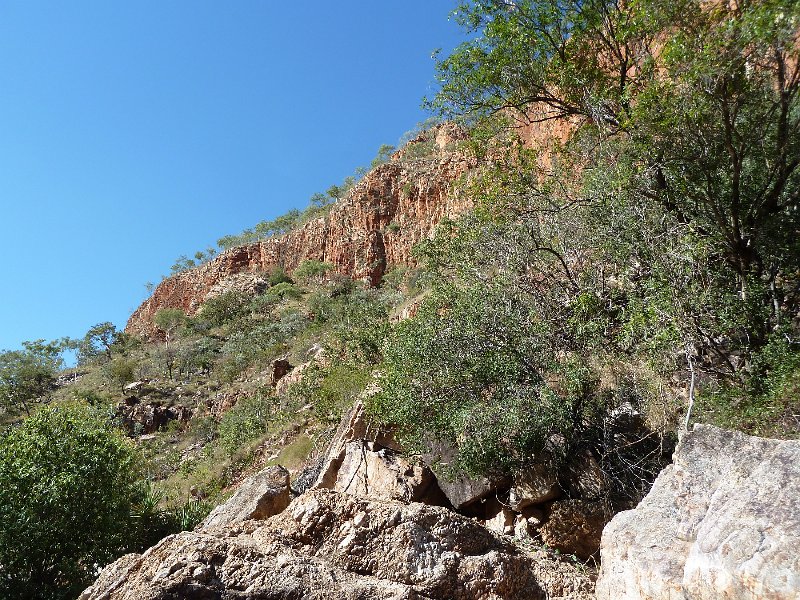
top-left (116, 397), bottom-right (192, 436)
top-left (311, 401), bottom-right (447, 505)
top-left (126, 124), bottom-right (473, 337)
top-left (596, 424), bottom-right (800, 600)
top-left (81, 489), bottom-right (595, 600)
top-left (199, 465), bottom-right (290, 529)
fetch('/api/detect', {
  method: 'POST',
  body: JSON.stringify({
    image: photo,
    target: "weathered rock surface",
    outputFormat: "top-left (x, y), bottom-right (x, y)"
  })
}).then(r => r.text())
top-left (330, 440), bottom-right (443, 504)
top-left (596, 424), bottom-right (800, 600)
top-left (116, 398), bottom-right (192, 435)
top-left (314, 400), bottom-right (403, 486)
top-left (539, 499), bottom-right (609, 561)
top-left (199, 465), bottom-right (290, 529)
top-left (126, 125), bottom-right (474, 337)
top-left (508, 463), bottom-right (562, 511)
top-left (81, 489), bottom-right (595, 600)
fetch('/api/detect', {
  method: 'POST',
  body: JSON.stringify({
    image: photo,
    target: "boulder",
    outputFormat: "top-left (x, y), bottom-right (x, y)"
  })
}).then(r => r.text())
top-left (509, 462), bottom-right (562, 510)
top-left (314, 400), bottom-right (403, 489)
top-left (423, 439), bottom-right (503, 509)
top-left (484, 498), bottom-right (517, 536)
top-left (433, 471), bottom-right (497, 509)
top-left (539, 499), bottom-right (609, 560)
top-left (330, 440), bottom-right (443, 504)
top-left (199, 465), bottom-right (290, 529)
top-left (82, 489), bottom-right (595, 600)
top-left (596, 424), bottom-right (800, 600)
top-left (117, 401), bottom-right (192, 435)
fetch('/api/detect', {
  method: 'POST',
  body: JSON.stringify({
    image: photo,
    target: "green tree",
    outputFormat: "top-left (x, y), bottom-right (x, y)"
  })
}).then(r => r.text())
top-left (430, 0), bottom-right (800, 376)
top-left (0, 340), bottom-right (63, 415)
top-left (77, 322), bottom-right (121, 364)
top-left (371, 143), bottom-right (396, 167)
top-left (0, 406), bottom-right (142, 599)
top-left (154, 308), bottom-right (186, 346)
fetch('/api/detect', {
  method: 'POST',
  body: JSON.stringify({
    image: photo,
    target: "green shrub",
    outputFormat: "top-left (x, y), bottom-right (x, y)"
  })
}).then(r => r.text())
top-left (218, 395), bottom-right (274, 454)
top-left (104, 356), bottom-right (138, 391)
top-left (199, 290), bottom-right (252, 327)
top-left (268, 266), bottom-right (293, 286)
top-left (267, 282), bottom-right (303, 301)
top-left (294, 259), bottom-right (333, 282)
top-left (0, 406), bottom-right (141, 599)
top-left (288, 363), bottom-right (371, 424)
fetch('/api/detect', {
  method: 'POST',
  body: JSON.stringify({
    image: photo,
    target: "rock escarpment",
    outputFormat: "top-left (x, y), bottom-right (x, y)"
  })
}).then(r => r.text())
top-left (126, 125), bottom-right (473, 337)
top-left (80, 489), bottom-right (594, 600)
top-left (596, 424), bottom-right (800, 600)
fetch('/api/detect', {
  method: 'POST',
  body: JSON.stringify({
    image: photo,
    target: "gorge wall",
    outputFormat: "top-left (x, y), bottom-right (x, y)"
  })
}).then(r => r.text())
top-left (126, 124), bottom-right (474, 337)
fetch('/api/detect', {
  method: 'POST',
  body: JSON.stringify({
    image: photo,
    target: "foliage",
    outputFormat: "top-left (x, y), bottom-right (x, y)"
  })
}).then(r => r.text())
top-left (371, 143), bottom-right (396, 167)
top-left (0, 340), bottom-right (64, 415)
top-left (294, 259), bottom-right (334, 282)
top-left (266, 282), bottom-right (303, 301)
top-left (218, 394), bottom-right (275, 454)
top-left (410, 0), bottom-right (800, 452)
top-left (154, 308), bottom-right (186, 343)
top-left (372, 282), bottom-right (570, 476)
top-left (198, 290), bottom-right (252, 328)
top-left (104, 356), bottom-right (138, 391)
top-left (0, 406), bottom-right (141, 599)
top-left (74, 322), bottom-right (123, 364)
top-left (268, 266), bottom-right (293, 286)
top-left (288, 362), bottom-right (372, 424)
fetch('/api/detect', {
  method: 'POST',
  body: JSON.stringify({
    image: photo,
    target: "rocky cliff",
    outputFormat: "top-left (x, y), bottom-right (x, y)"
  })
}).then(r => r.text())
top-left (126, 124), bottom-right (474, 337)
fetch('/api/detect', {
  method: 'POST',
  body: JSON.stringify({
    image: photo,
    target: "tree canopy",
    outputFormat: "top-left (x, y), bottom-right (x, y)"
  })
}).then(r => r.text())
top-left (0, 406), bottom-right (142, 600)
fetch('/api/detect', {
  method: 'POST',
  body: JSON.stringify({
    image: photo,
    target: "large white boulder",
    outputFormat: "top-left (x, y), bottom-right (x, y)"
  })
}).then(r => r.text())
top-left (597, 424), bottom-right (800, 600)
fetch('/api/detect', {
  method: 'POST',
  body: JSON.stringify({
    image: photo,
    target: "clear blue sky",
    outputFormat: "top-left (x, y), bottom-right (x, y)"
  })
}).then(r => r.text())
top-left (0, 1), bottom-right (466, 351)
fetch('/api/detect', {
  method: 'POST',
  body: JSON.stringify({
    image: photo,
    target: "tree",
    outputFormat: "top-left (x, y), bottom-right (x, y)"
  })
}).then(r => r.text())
top-left (154, 308), bottom-right (186, 346)
top-left (0, 406), bottom-right (141, 599)
top-left (0, 340), bottom-right (63, 415)
top-left (430, 0), bottom-right (800, 374)
top-left (371, 143), bottom-right (396, 167)
top-left (78, 322), bottom-right (120, 364)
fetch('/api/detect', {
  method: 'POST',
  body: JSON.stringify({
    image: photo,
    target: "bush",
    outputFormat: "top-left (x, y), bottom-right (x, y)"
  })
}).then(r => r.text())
top-left (369, 283), bottom-right (624, 477)
top-left (0, 406), bottom-right (142, 599)
top-left (218, 394), bottom-right (274, 454)
top-left (199, 290), bottom-right (251, 327)
top-left (266, 282), bottom-right (303, 301)
top-left (294, 259), bottom-right (333, 282)
top-left (268, 267), bottom-right (293, 286)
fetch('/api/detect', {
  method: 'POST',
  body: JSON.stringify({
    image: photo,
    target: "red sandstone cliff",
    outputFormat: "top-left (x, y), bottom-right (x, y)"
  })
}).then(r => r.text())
top-left (126, 124), bottom-right (475, 337)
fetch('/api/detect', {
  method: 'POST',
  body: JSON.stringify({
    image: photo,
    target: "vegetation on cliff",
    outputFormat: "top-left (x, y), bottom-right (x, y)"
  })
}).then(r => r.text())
top-left (0, 1), bottom-right (798, 598)
top-left (371, 0), bottom-right (800, 480)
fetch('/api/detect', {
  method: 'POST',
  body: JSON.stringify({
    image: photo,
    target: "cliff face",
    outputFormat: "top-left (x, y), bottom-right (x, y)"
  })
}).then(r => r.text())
top-left (126, 124), bottom-right (474, 337)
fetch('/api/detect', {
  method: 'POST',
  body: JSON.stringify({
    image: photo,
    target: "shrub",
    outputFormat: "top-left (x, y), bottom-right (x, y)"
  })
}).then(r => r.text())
top-left (218, 394), bottom-right (274, 454)
top-left (294, 259), bottom-right (333, 282)
top-left (268, 266), bottom-right (293, 286)
top-left (0, 406), bottom-right (141, 599)
top-left (199, 290), bottom-right (251, 327)
top-left (103, 356), bottom-right (138, 391)
top-left (266, 282), bottom-right (303, 301)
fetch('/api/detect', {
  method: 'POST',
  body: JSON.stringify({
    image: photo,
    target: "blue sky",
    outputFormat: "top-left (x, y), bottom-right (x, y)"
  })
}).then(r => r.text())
top-left (0, 1), bottom-right (466, 351)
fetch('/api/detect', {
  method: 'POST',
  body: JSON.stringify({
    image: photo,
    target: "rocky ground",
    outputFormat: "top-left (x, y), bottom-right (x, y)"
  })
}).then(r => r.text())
top-left (81, 416), bottom-right (800, 600)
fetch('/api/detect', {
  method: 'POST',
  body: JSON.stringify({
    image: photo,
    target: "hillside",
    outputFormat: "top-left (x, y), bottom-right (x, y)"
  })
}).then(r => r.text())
top-left (1, 1), bottom-right (799, 599)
